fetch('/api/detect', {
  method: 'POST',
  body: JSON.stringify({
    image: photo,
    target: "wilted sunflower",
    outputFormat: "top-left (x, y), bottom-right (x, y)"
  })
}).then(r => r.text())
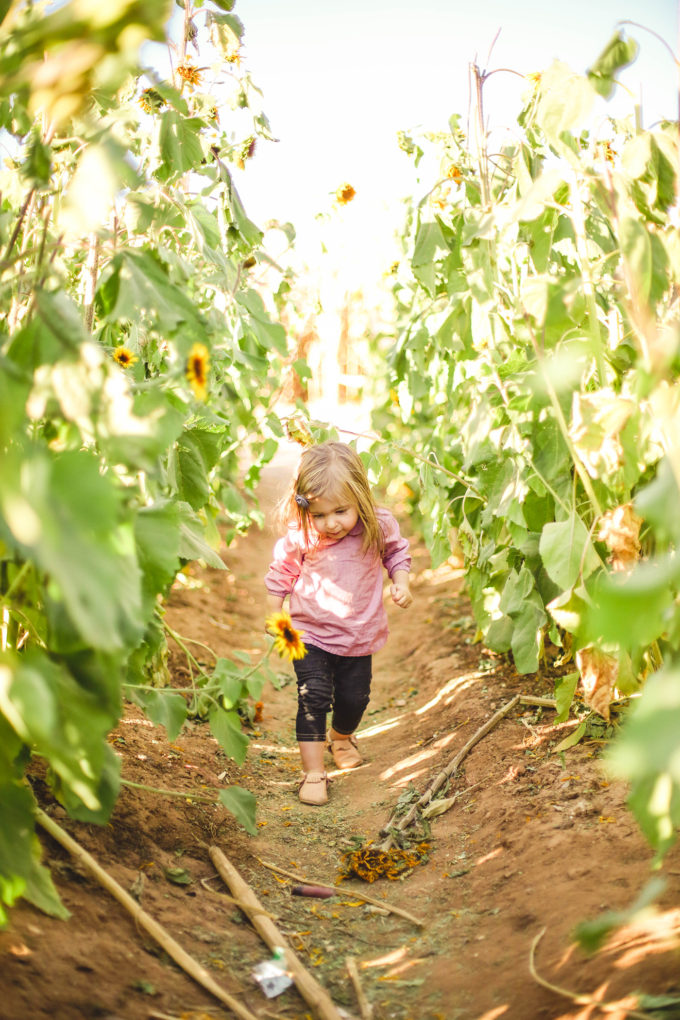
top-left (177, 63), bottom-right (202, 87)
top-left (265, 612), bottom-right (307, 661)
top-left (138, 88), bottom-right (165, 114)
top-left (186, 343), bottom-right (210, 401)
top-left (114, 347), bottom-right (137, 368)
top-left (336, 183), bottom-right (356, 205)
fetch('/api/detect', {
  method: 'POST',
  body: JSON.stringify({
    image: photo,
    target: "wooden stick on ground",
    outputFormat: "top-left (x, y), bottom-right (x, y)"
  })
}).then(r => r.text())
top-left (346, 956), bottom-right (373, 1020)
top-left (209, 845), bottom-right (352, 1020)
top-left (256, 857), bottom-right (424, 928)
top-left (35, 809), bottom-right (259, 1020)
top-left (380, 694), bottom-right (521, 849)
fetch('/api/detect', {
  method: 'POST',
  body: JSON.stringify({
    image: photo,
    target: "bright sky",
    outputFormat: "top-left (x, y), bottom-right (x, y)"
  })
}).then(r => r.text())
top-left (231, 0), bottom-right (678, 288)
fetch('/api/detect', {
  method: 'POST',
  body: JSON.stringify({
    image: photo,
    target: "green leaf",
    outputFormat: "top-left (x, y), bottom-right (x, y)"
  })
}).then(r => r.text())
top-left (176, 502), bottom-right (226, 569)
top-left (536, 61), bottom-right (595, 144)
top-left (164, 866), bottom-right (192, 885)
top-left (237, 289), bottom-right (287, 353)
top-left (510, 598), bottom-right (546, 674)
top-left (0, 651), bottom-right (121, 817)
top-left (172, 427), bottom-right (223, 510)
top-left (134, 502), bottom-right (181, 612)
top-left (539, 516), bottom-right (600, 591)
top-left (212, 659), bottom-right (246, 708)
top-left (0, 780), bottom-right (69, 924)
top-left (554, 671), bottom-right (579, 723)
top-left (209, 707), bottom-right (249, 765)
top-left (553, 719), bottom-right (587, 753)
top-left (125, 687), bottom-right (187, 741)
top-left (1, 450), bottom-right (144, 651)
top-left (606, 663), bottom-right (680, 857)
top-left (619, 217), bottom-right (652, 306)
top-left (573, 876), bottom-right (664, 952)
top-left (157, 112), bottom-right (205, 182)
top-left (219, 785), bottom-right (257, 835)
top-left (587, 554), bottom-right (679, 650)
top-left (587, 31), bottom-right (639, 99)
top-left (102, 250), bottom-right (205, 338)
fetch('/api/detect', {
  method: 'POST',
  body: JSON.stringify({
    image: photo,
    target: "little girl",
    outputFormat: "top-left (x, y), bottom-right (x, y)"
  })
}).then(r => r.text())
top-left (265, 441), bottom-right (413, 806)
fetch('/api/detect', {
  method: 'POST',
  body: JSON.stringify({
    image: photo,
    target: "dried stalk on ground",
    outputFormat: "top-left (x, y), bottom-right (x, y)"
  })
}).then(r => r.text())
top-left (35, 809), bottom-right (258, 1020)
top-left (379, 694), bottom-right (558, 850)
top-left (256, 857), bottom-right (424, 927)
top-left (346, 955), bottom-right (373, 1020)
top-left (209, 845), bottom-right (352, 1020)
top-left (380, 695), bottom-right (522, 849)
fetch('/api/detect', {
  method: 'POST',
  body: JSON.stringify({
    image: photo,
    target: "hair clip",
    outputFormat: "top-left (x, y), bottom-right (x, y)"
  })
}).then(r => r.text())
top-left (295, 493), bottom-right (310, 510)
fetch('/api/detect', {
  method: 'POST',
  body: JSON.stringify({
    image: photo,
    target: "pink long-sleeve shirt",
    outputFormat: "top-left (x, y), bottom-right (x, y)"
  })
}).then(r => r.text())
top-left (264, 508), bottom-right (411, 656)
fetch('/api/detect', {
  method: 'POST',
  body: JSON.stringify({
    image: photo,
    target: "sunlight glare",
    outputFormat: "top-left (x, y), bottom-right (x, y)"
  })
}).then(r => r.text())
top-left (415, 671), bottom-right (486, 716)
top-left (380, 745), bottom-right (439, 780)
top-left (358, 716), bottom-right (405, 739)
top-left (360, 945), bottom-right (409, 969)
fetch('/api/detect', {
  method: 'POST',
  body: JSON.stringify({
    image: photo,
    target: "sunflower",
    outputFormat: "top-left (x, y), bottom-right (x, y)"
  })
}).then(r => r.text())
top-left (138, 88), bottom-right (165, 114)
top-left (113, 347), bottom-right (137, 368)
top-left (177, 63), bottom-right (202, 87)
top-left (186, 343), bottom-right (210, 401)
top-left (265, 612), bottom-right (307, 661)
top-left (336, 183), bottom-right (356, 205)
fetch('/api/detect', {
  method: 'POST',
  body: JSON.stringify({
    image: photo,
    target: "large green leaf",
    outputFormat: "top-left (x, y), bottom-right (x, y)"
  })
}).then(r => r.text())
top-left (176, 502), bottom-right (226, 569)
top-left (587, 31), bottom-right (639, 99)
top-left (1, 449), bottom-right (143, 651)
top-left (536, 61), bottom-right (595, 145)
top-left (156, 111), bottom-right (206, 182)
top-left (218, 785), bottom-right (257, 835)
top-left (0, 781), bottom-right (69, 925)
top-left (125, 687), bottom-right (187, 740)
top-left (539, 516), bottom-right (601, 590)
top-left (134, 501), bottom-right (181, 612)
top-left (237, 289), bottom-right (287, 353)
top-left (100, 250), bottom-right (205, 339)
top-left (0, 651), bottom-right (120, 815)
top-left (209, 706), bottom-right (249, 765)
top-left (587, 554), bottom-right (679, 650)
top-left (606, 663), bottom-right (680, 857)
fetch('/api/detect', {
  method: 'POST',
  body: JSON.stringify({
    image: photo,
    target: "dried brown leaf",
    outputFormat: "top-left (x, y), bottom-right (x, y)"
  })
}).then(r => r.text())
top-left (598, 503), bottom-right (642, 572)
top-left (576, 646), bottom-right (618, 721)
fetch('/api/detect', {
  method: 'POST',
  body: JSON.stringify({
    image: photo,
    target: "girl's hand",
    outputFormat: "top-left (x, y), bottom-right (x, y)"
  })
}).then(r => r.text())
top-left (390, 582), bottom-right (413, 609)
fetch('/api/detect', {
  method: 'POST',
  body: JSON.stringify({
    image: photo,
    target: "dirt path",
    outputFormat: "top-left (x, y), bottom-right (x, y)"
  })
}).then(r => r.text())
top-left (3, 445), bottom-right (680, 1020)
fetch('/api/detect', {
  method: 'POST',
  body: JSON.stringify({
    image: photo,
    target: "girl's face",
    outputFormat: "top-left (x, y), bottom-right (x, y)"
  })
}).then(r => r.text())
top-left (307, 493), bottom-right (359, 542)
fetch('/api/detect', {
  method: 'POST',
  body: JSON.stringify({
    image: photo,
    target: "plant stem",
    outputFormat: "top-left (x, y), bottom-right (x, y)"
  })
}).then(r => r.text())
top-left (121, 779), bottom-right (219, 804)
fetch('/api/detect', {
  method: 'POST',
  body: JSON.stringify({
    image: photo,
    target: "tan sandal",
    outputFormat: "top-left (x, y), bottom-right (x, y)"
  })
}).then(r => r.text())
top-left (298, 770), bottom-right (329, 805)
top-left (327, 735), bottom-right (363, 770)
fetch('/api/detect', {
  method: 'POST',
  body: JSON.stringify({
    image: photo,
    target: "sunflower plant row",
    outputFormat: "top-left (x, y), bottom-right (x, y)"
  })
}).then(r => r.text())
top-left (0, 0), bottom-right (291, 922)
top-left (374, 34), bottom-right (680, 859)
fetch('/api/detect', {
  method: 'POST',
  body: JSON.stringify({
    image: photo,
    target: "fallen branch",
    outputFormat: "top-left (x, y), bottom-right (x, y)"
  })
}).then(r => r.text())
top-left (529, 927), bottom-right (654, 1020)
top-left (256, 857), bottom-right (424, 927)
top-left (346, 955), bottom-right (373, 1020)
top-left (209, 845), bottom-right (351, 1020)
top-left (35, 809), bottom-right (258, 1020)
top-left (380, 694), bottom-right (521, 849)
top-left (200, 875), bottom-right (279, 919)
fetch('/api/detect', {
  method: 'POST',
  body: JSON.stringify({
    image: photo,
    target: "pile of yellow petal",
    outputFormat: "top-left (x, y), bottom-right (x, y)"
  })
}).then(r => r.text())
top-left (339, 841), bottom-right (431, 883)
top-left (265, 611), bottom-right (307, 661)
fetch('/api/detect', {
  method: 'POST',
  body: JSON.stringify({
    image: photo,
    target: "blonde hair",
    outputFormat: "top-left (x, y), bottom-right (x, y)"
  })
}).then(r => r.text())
top-left (278, 442), bottom-right (385, 556)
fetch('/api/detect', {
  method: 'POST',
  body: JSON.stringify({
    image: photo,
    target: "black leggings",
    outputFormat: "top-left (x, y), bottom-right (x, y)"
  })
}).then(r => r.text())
top-left (292, 643), bottom-right (372, 742)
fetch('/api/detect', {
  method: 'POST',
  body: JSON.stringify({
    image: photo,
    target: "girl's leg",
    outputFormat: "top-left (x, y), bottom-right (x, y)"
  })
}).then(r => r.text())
top-left (328, 654), bottom-right (372, 769)
top-left (293, 645), bottom-right (334, 804)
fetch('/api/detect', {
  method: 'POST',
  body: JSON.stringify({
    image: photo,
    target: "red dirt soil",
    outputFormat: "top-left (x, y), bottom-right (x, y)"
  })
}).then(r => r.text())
top-left (2, 445), bottom-right (680, 1020)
